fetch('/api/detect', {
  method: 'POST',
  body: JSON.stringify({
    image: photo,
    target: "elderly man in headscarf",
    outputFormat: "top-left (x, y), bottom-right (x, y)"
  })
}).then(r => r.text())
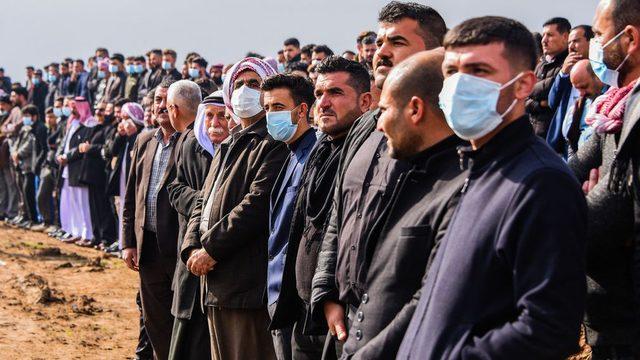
top-left (180, 57), bottom-right (287, 360)
top-left (56, 97), bottom-right (96, 243)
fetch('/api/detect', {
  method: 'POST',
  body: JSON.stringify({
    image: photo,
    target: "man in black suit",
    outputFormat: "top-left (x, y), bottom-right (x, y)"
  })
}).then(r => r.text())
top-left (121, 78), bottom-right (183, 360)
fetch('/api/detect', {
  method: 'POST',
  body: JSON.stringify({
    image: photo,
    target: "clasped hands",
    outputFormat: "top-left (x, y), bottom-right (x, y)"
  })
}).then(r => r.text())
top-left (187, 248), bottom-right (216, 276)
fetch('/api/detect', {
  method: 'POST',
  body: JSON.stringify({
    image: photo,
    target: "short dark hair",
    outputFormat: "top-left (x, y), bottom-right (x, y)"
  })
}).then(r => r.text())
top-left (245, 52), bottom-right (264, 59)
top-left (163, 49), bottom-right (177, 58)
top-left (611, 0), bottom-right (640, 32)
top-left (313, 45), bottom-right (334, 56)
top-left (96, 47), bottom-right (109, 54)
top-left (45, 106), bottom-right (54, 115)
top-left (262, 74), bottom-right (316, 114)
top-left (357, 31), bottom-right (377, 44)
top-left (26, 66), bottom-right (34, 71)
top-left (287, 62), bottom-right (310, 74)
top-left (126, 56), bottom-right (136, 62)
top-left (378, 1), bottom-right (447, 48)
top-left (543, 17), bottom-right (572, 34)
top-left (74, 59), bottom-right (85, 66)
top-left (159, 77), bottom-right (177, 89)
top-left (12, 87), bottom-right (28, 99)
top-left (444, 16), bottom-right (538, 71)
top-left (54, 96), bottom-right (64, 103)
top-left (114, 98), bottom-right (129, 107)
top-left (135, 56), bottom-right (146, 62)
top-left (571, 25), bottom-right (595, 41)
top-left (150, 49), bottom-right (162, 57)
top-left (301, 44), bottom-right (315, 57)
top-left (22, 104), bottom-right (39, 117)
top-left (284, 38), bottom-right (300, 48)
top-left (362, 35), bottom-right (377, 45)
top-left (191, 57), bottom-right (208, 69)
top-left (342, 50), bottom-right (356, 57)
top-left (315, 56), bottom-right (371, 94)
top-left (277, 50), bottom-right (284, 55)
top-left (111, 53), bottom-right (125, 63)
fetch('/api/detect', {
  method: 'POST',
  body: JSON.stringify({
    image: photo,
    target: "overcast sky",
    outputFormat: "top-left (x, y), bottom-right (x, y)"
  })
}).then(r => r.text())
top-left (0, 0), bottom-right (599, 82)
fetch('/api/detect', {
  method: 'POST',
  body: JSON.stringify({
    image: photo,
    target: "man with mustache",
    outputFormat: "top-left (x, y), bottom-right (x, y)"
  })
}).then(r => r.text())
top-left (310, 1), bottom-right (447, 357)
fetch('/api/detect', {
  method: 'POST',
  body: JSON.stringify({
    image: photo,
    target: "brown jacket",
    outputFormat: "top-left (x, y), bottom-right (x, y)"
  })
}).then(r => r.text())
top-left (122, 129), bottom-right (183, 262)
top-left (180, 118), bottom-right (288, 309)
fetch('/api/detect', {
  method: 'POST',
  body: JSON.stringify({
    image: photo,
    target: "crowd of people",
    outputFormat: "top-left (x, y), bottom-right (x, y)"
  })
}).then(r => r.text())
top-left (1, 0), bottom-right (640, 359)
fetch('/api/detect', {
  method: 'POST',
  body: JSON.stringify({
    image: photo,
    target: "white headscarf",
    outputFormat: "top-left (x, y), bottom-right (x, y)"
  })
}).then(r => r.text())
top-left (194, 90), bottom-right (225, 156)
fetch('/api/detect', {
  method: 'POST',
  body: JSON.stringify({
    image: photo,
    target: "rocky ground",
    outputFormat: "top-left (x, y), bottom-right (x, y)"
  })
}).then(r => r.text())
top-left (0, 225), bottom-right (138, 359)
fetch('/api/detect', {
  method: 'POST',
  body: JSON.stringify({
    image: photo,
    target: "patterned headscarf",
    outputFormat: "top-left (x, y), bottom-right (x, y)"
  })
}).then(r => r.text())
top-left (194, 91), bottom-right (225, 156)
top-left (585, 79), bottom-right (638, 134)
top-left (70, 96), bottom-right (97, 128)
top-left (122, 102), bottom-right (145, 126)
top-left (222, 57), bottom-right (276, 120)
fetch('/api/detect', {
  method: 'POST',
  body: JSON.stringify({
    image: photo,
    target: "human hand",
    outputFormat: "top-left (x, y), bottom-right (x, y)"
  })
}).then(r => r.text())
top-left (78, 141), bottom-right (90, 153)
top-left (122, 248), bottom-right (138, 271)
top-left (186, 248), bottom-right (216, 276)
top-left (324, 301), bottom-right (348, 341)
top-left (56, 155), bottom-right (67, 166)
top-left (117, 121), bottom-right (127, 136)
top-left (582, 168), bottom-right (599, 195)
top-left (561, 52), bottom-right (582, 75)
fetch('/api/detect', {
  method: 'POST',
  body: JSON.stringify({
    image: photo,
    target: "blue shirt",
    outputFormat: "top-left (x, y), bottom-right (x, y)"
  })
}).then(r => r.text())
top-left (267, 129), bottom-right (317, 305)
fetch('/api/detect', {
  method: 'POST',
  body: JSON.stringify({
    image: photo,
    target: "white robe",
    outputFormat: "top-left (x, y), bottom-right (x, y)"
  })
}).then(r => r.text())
top-left (59, 120), bottom-right (93, 240)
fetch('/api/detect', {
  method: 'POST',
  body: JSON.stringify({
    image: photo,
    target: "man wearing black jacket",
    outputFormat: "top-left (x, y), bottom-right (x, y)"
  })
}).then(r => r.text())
top-left (311, 3), bottom-right (447, 356)
top-left (340, 50), bottom-right (467, 359)
top-left (397, 16), bottom-right (587, 359)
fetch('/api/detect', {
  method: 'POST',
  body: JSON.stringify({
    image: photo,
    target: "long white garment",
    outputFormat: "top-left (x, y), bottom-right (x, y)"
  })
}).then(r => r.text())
top-left (60, 179), bottom-right (93, 239)
top-left (59, 120), bottom-right (93, 240)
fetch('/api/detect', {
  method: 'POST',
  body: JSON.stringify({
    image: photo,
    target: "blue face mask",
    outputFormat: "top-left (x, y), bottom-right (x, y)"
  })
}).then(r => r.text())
top-left (108, 64), bottom-right (119, 73)
top-left (266, 107), bottom-right (299, 142)
top-left (0, 110), bottom-right (7, 116)
top-left (126, 64), bottom-right (136, 75)
top-left (189, 68), bottom-right (200, 79)
top-left (62, 107), bottom-right (72, 117)
top-left (162, 61), bottom-right (172, 70)
top-left (98, 70), bottom-right (106, 79)
top-left (439, 72), bottom-right (521, 141)
top-left (53, 108), bottom-right (63, 117)
top-left (22, 117), bottom-right (33, 126)
top-left (48, 73), bottom-right (57, 83)
top-left (589, 30), bottom-right (629, 87)
top-left (134, 64), bottom-right (144, 74)
top-left (32, 77), bottom-right (40, 85)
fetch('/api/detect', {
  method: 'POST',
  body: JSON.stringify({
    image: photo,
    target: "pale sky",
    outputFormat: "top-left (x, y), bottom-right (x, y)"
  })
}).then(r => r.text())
top-left (0, 0), bottom-right (599, 82)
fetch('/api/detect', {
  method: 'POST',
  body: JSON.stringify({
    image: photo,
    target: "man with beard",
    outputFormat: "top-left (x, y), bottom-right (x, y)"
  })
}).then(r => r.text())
top-left (310, 3), bottom-right (446, 357)
top-left (122, 78), bottom-right (181, 360)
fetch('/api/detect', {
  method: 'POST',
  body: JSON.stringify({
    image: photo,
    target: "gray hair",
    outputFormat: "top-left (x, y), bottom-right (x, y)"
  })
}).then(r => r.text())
top-left (167, 80), bottom-right (202, 114)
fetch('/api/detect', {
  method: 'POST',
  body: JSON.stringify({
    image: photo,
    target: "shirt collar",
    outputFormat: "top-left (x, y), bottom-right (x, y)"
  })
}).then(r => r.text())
top-left (288, 128), bottom-right (316, 154)
top-left (154, 128), bottom-right (180, 146)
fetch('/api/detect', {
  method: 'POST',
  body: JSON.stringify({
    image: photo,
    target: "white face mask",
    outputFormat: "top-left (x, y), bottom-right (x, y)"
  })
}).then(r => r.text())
top-left (231, 85), bottom-right (263, 119)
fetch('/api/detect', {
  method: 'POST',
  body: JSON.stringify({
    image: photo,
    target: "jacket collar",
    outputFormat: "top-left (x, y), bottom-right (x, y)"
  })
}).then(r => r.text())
top-left (617, 80), bottom-right (640, 156)
top-left (234, 116), bottom-right (268, 140)
top-left (458, 115), bottom-right (534, 172)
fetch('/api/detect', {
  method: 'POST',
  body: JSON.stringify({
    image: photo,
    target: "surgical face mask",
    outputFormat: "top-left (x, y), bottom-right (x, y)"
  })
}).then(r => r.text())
top-left (231, 85), bottom-right (263, 119)
top-left (53, 108), bottom-right (63, 117)
top-left (62, 107), bottom-right (72, 117)
top-left (32, 77), bottom-right (40, 85)
top-left (589, 30), bottom-right (629, 87)
top-left (188, 68), bottom-right (200, 79)
top-left (48, 74), bottom-right (57, 83)
top-left (22, 117), bottom-right (33, 126)
top-left (126, 64), bottom-right (136, 75)
top-left (108, 64), bottom-right (119, 73)
top-left (98, 70), bottom-right (106, 79)
top-left (266, 106), bottom-right (300, 142)
top-left (134, 64), bottom-right (144, 74)
top-left (162, 60), bottom-right (172, 70)
top-left (277, 63), bottom-right (285, 73)
top-left (0, 110), bottom-right (7, 116)
top-left (439, 72), bottom-right (522, 141)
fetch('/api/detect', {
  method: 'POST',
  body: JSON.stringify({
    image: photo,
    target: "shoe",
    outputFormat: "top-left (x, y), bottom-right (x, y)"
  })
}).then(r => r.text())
top-left (105, 242), bottom-right (120, 254)
top-left (18, 220), bottom-right (32, 229)
top-left (30, 223), bottom-right (47, 232)
top-left (45, 225), bottom-right (59, 234)
top-left (52, 229), bottom-right (66, 238)
top-left (8, 215), bottom-right (22, 227)
top-left (76, 239), bottom-right (96, 247)
top-left (61, 236), bottom-right (80, 244)
top-left (56, 231), bottom-right (71, 241)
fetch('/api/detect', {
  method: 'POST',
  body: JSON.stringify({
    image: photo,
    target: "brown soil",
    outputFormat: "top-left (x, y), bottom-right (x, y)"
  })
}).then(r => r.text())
top-left (0, 225), bottom-right (139, 359)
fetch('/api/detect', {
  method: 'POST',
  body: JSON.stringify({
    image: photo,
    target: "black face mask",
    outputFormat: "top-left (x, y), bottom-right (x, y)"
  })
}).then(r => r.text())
top-left (104, 114), bottom-right (114, 124)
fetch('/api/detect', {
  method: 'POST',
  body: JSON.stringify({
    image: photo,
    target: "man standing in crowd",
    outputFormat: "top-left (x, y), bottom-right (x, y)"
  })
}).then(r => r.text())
top-left (138, 49), bottom-right (164, 103)
top-left (160, 79), bottom-right (212, 360)
top-left (122, 78), bottom-right (181, 360)
top-left (88, 48), bottom-right (109, 104)
top-left (181, 57), bottom-right (285, 360)
top-left (261, 73), bottom-right (318, 359)
top-left (70, 59), bottom-right (90, 100)
top-left (593, 0), bottom-right (640, 357)
top-left (340, 49), bottom-right (468, 359)
top-left (398, 16), bottom-right (587, 359)
top-left (31, 68), bottom-right (48, 116)
top-left (527, 17), bottom-right (571, 137)
top-left (311, 3), bottom-right (446, 357)
top-left (0, 95), bottom-right (19, 221)
top-left (105, 54), bottom-right (127, 103)
top-left (0, 68), bottom-right (11, 94)
top-left (283, 38), bottom-right (302, 71)
top-left (162, 49), bottom-right (182, 83)
top-left (546, 25), bottom-right (595, 155)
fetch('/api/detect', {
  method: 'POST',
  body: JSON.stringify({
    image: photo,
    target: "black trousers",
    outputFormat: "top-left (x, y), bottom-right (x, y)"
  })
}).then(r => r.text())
top-left (37, 166), bottom-right (57, 225)
top-left (19, 172), bottom-right (37, 222)
top-left (136, 290), bottom-right (154, 360)
top-left (168, 294), bottom-right (211, 360)
top-left (139, 230), bottom-right (176, 360)
top-left (88, 183), bottom-right (117, 245)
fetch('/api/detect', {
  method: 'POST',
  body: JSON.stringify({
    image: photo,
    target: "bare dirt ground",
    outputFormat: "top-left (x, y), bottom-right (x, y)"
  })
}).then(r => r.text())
top-left (0, 225), bottom-right (138, 359)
